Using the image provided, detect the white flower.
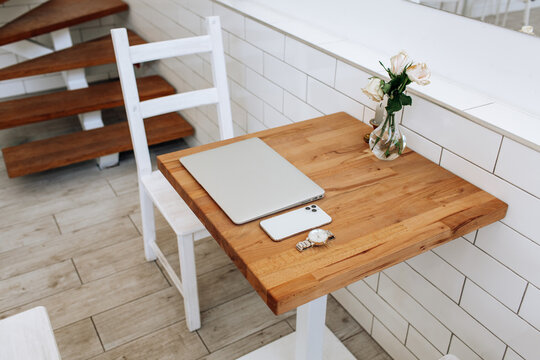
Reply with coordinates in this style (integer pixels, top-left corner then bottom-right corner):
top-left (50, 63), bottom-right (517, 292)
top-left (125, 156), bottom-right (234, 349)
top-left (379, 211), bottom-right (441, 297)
top-left (520, 25), bottom-right (535, 35)
top-left (390, 51), bottom-right (410, 75)
top-left (406, 63), bottom-right (431, 86)
top-left (362, 78), bottom-right (384, 102)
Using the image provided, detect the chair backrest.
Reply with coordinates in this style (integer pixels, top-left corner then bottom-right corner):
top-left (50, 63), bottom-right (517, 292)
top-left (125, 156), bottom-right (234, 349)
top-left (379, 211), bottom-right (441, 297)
top-left (111, 16), bottom-right (234, 179)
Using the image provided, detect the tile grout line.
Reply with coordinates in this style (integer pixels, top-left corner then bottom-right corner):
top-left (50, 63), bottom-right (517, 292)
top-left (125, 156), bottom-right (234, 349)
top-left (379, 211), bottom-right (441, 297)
top-left (70, 258), bottom-right (84, 285)
top-left (105, 178), bottom-right (120, 197)
top-left (516, 283), bottom-right (529, 315)
top-left (457, 277), bottom-right (467, 306)
top-left (195, 328), bottom-right (211, 356)
top-left (127, 215), bottom-right (142, 236)
top-left (385, 263), bottom-right (517, 352)
top-left (89, 316), bottom-right (106, 354)
top-left (442, 147), bottom-right (540, 201)
top-left (52, 214), bottom-right (63, 235)
top-left (492, 135), bottom-right (505, 174)
top-left (446, 333), bottom-right (453, 355)
top-left (373, 315), bottom-right (420, 360)
top-left (154, 258), bottom-right (173, 287)
top-left (426, 248), bottom-right (535, 324)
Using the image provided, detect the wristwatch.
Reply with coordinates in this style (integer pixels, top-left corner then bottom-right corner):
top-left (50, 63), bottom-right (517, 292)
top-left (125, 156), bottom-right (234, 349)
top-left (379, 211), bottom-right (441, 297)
top-left (296, 229), bottom-right (335, 252)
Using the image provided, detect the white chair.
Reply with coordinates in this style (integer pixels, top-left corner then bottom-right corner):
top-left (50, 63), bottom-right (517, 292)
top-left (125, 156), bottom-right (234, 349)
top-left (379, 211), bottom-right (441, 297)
top-left (0, 307), bottom-right (61, 360)
top-left (111, 16), bottom-right (234, 331)
top-left (501, 0), bottom-right (532, 26)
top-left (410, 0), bottom-right (464, 14)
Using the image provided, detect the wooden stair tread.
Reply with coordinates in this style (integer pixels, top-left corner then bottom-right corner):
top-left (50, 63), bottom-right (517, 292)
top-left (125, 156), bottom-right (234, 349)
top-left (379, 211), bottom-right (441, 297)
top-left (2, 113), bottom-right (194, 178)
top-left (0, 31), bottom-right (145, 81)
top-left (0, 76), bottom-right (175, 130)
top-left (0, 0), bottom-right (128, 46)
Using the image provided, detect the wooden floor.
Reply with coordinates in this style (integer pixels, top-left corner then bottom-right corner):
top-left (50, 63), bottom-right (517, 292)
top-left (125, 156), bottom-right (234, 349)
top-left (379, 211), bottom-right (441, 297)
top-left (0, 113), bottom-right (390, 360)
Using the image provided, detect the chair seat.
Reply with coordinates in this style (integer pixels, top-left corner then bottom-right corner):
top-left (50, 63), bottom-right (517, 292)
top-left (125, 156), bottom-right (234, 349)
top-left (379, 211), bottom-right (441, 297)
top-left (142, 170), bottom-right (205, 236)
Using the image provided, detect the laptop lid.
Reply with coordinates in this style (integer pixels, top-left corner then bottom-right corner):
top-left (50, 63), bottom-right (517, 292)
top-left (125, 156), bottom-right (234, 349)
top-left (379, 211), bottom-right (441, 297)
top-left (179, 137), bottom-right (325, 224)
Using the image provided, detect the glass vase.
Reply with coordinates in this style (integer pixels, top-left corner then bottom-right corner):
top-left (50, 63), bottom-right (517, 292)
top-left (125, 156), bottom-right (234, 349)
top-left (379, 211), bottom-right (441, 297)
top-left (369, 112), bottom-right (406, 161)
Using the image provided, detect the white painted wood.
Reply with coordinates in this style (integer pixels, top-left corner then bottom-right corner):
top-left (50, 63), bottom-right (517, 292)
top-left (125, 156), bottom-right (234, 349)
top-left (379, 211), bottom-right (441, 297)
top-left (140, 185), bottom-right (157, 261)
top-left (50, 28), bottom-right (118, 168)
top-left (178, 233), bottom-right (201, 331)
top-left (0, 40), bottom-right (53, 59)
top-left (111, 28), bottom-right (153, 179)
top-left (111, 16), bottom-right (234, 332)
top-left (129, 35), bottom-right (212, 63)
top-left (140, 88), bottom-right (219, 119)
top-left (237, 326), bottom-right (355, 360)
top-left (50, 28), bottom-right (73, 52)
top-left (141, 171), bottom-right (204, 236)
top-left (0, 306), bottom-right (61, 360)
top-left (295, 295), bottom-right (327, 360)
top-left (208, 16), bottom-right (234, 140)
top-left (149, 241), bottom-right (183, 295)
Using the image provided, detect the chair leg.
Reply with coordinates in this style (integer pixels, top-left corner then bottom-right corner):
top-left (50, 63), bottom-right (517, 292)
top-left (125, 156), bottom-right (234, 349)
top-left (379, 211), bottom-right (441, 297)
top-left (178, 233), bottom-right (201, 331)
top-left (140, 186), bottom-right (157, 261)
top-left (523, 0), bottom-right (531, 26)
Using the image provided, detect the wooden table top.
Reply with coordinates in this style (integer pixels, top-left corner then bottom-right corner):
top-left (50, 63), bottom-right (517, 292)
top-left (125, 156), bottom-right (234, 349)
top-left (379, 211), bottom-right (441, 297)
top-left (158, 112), bottom-right (507, 315)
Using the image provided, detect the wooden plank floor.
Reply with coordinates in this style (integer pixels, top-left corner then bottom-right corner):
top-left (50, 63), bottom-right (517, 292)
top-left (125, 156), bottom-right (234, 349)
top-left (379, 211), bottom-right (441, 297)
top-left (0, 114), bottom-right (390, 360)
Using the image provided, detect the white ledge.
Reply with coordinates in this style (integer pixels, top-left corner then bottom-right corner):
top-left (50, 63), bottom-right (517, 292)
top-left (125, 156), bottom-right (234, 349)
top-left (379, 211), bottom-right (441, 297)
top-left (216, 0), bottom-right (540, 152)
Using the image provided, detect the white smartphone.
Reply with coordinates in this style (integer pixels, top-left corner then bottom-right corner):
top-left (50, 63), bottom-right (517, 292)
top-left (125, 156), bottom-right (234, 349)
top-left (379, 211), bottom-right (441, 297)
top-left (260, 204), bottom-right (332, 241)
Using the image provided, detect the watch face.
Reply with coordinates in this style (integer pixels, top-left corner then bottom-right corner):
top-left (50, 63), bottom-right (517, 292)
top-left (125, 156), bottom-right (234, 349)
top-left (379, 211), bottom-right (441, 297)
top-left (308, 229), bottom-right (328, 244)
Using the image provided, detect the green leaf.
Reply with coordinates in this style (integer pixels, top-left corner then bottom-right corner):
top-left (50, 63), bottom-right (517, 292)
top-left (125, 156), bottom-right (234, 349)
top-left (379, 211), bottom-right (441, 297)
top-left (379, 61), bottom-right (391, 76)
top-left (382, 82), bottom-right (391, 94)
top-left (400, 93), bottom-right (412, 106)
top-left (386, 96), bottom-right (402, 114)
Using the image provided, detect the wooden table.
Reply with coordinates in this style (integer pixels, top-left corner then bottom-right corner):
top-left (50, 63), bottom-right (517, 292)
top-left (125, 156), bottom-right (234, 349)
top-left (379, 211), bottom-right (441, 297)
top-left (158, 112), bottom-right (507, 360)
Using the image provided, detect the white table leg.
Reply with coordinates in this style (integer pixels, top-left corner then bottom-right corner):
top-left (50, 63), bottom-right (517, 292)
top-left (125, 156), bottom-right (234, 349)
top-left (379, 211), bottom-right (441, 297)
top-left (236, 294), bottom-right (355, 360)
top-left (295, 295), bottom-right (327, 360)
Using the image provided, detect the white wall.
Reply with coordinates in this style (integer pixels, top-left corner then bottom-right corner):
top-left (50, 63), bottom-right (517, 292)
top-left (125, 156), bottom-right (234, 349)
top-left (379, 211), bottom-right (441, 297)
top-left (122, 1), bottom-right (540, 359)
top-left (248, 0), bottom-right (540, 118)
top-left (0, 0), bottom-right (122, 99)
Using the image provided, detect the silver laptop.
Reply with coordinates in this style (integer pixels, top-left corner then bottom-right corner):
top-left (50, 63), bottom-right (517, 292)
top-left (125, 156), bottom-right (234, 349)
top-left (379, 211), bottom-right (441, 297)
top-left (179, 137), bottom-right (324, 224)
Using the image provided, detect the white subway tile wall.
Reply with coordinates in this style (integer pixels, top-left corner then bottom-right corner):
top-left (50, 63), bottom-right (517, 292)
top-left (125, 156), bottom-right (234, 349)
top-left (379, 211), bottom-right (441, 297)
top-left (364, 273), bottom-right (379, 291)
top-left (518, 285), bottom-right (540, 331)
top-left (505, 348), bottom-right (526, 360)
top-left (406, 326), bottom-right (443, 360)
top-left (332, 288), bottom-right (374, 331)
top-left (335, 60), bottom-right (377, 108)
top-left (406, 250), bottom-right (464, 303)
top-left (433, 238), bottom-right (527, 311)
top-left (403, 95), bottom-right (503, 172)
top-left (372, 319), bottom-right (417, 360)
top-left (284, 37), bottom-right (336, 87)
top-left (378, 273), bottom-right (451, 352)
top-left (348, 279), bottom-right (409, 342)
top-left (283, 91), bottom-right (323, 122)
top-left (245, 18), bottom-right (285, 60)
top-left (460, 281), bottom-right (540, 360)
top-left (123, 1), bottom-right (540, 359)
top-left (495, 137), bottom-right (540, 198)
top-left (448, 336), bottom-right (483, 360)
top-left (263, 54), bottom-right (307, 100)
top-left (0, 1), bottom-right (122, 99)
top-left (307, 77), bottom-right (364, 121)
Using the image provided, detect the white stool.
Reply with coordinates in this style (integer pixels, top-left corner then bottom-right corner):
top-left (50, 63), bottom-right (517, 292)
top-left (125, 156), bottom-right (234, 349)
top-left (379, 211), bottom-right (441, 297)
top-left (0, 306), bottom-right (61, 360)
